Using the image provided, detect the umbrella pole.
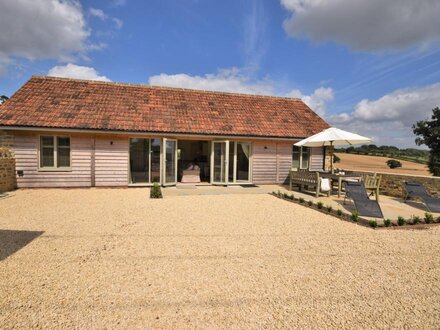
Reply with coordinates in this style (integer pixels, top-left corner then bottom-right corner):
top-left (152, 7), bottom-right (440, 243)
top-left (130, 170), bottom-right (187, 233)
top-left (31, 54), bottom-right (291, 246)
top-left (330, 141), bottom-right (334, 174)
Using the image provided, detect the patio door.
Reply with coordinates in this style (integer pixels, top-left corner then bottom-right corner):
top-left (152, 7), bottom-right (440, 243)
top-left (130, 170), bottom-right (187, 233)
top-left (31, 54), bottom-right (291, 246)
top-left (163, 138), bottom-right (177, 186)
top-left (211, 141), bottom-right (229, 185)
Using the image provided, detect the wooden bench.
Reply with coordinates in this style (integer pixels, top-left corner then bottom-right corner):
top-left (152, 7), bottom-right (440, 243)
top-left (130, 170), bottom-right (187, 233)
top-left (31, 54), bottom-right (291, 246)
top-left (289, 170), bottom-right (330, 197)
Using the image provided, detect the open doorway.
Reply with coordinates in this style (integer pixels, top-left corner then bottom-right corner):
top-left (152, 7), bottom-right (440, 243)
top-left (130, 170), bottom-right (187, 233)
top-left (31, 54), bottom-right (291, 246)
top-left (177, 140), bottom-right (210, 184)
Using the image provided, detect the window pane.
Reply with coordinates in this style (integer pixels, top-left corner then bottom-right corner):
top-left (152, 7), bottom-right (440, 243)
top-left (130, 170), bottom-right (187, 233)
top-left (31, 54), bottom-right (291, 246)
top-left (301, 147), bottom-right (309, 169)
top-left (292, 146), bottom-right (300, 168)
top-left (57, 137), bottom-right (71, 167)
top-left (57, 137), bottom-right (70, 147)
top-left (150, 139), bottom-right (161, 183)
top-left (41, 136), bottom-right (54, 147)
top-left (57, 147), bottom-right (70, 167)
top-left (41, 147), bottom-right (54, 167)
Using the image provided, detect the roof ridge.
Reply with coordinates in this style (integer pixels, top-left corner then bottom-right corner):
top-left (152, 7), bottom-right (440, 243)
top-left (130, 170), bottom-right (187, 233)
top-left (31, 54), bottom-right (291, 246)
top-left (31, 75), bottom-right (302, 101)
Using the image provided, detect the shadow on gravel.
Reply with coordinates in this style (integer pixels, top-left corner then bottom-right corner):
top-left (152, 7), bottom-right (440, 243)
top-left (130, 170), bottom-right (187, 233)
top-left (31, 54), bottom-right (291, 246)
top-left (0, 230), bottom-right (44, 261)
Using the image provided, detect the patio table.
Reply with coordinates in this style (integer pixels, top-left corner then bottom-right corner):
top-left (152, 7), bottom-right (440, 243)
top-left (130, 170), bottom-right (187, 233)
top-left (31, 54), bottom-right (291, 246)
top-left (321, 173), bottom-right (362, 197)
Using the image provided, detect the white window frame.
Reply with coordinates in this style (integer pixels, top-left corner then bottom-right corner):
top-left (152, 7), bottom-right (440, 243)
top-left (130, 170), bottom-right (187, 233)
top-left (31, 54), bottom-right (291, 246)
top-left (292, 146), bottom-right (310, 170)
top-left (38, 135), bottom-right (72, 171)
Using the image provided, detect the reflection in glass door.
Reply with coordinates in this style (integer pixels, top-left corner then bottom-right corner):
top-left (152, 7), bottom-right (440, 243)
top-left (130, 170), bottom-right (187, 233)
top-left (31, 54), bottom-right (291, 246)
top-left (163, 139), bottom-right (177, 185)
top-left (211, 141), bottom-right (228, 184)
top-left (228, 142), bottom-right (251, 183)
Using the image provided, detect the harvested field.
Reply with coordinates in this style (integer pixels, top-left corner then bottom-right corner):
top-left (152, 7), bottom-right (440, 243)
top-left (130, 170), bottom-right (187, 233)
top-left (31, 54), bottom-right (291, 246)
top-left (0, 188), bottom-right (439, 328)
top-left (335, 152), bottom-right (431, 176)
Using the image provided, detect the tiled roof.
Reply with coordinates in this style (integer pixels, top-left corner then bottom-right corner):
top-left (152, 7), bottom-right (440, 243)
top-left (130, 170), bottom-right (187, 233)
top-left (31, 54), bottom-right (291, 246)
top-left (0, 76), bottom-right (330, 138)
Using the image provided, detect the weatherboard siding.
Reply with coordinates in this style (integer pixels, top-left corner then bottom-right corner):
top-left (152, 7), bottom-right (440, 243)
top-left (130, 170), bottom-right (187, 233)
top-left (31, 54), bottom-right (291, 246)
top-left (13, 133), bottom-right (92, 188)
top-left (94, 136), bottom-right (129, 187)
top-left (310, 147), bottom-right (324, 171)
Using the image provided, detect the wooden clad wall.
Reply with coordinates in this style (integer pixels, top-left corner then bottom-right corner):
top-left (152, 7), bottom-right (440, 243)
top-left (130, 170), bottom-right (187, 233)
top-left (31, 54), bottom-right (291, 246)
top-left (252, 142), bottom-right (277, 183)
top-left (94, 136), bottom-right (129, 187)
top-left (277, 143), bottom-right (293, 184)
top-left (310, 147), bottom-right (324, 171)
top-left (13, 133), bottom-right (92, 188)
top-left (252, 141), bottom-right (293, 184)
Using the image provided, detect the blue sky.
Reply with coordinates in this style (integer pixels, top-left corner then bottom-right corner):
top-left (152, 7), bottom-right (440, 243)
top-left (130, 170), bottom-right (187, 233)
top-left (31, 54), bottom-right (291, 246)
top-left (1, 0), bottom-right (440, 147)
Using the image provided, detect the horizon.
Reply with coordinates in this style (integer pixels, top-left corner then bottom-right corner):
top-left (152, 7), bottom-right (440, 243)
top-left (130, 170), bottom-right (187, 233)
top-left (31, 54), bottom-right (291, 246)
top-left (1, 0), bottom-right (439, 148)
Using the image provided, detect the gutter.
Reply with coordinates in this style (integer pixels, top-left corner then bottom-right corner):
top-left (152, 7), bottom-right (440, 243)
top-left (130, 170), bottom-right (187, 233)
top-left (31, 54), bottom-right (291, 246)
top-left (0, 125), bottom-right (306, 142)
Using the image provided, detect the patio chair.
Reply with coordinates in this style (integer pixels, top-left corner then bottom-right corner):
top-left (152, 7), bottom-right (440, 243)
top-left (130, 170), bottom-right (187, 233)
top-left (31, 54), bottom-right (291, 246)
top-left (363, 173), bottom-right (381, 202)
top-left (344, 181), bottom-right (383, 218)
top-left (402, 181), bottom-right (440, 213)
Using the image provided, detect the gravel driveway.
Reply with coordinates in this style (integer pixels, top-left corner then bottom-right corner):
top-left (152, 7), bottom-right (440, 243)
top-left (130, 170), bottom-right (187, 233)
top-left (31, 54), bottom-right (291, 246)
top-left (0, 188), bottom-right (439, 328)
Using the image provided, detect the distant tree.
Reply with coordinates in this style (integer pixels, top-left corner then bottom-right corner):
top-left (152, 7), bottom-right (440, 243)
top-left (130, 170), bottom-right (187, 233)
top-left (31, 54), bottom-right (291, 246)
top-left (386, 159), bottom-right (402, 169)
top-left (333, 154), bottom-right (341, 163)
top-left (0, 95), bottom-right (8, 105)
top-left (413, 107), bottom-right (440, 176)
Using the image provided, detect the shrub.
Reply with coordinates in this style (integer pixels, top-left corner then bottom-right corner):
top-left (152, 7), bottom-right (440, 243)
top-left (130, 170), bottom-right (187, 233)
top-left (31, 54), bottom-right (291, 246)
top-left (384, 219), bottom-right (392, 227)
top-left (437, 216), bottom-right (440, 223)
top-left (424, 212), bottom-right (434, 224)
top-left (307, 200), bottom-right (313, 206)
top-left (326, 205), bottom-right (333, 213)
top-left (369, 220), bottom-right (378, 228)
top-left (283, 192), bottom-right (289, 199)
top-left (412, 216), bottom-right (421, 225)
top-left (150, 182), bottom-right (163, 199)
top-left (397, 216), bottom-right (405, 226)
top-left (316, 201), bottom-right (323, 209)
top-left (351, 211), bottom-right (359, 222)
top-left (289, 194), bottom-right (295, 200)
top-left (386, 159), bottom-right (402, 169)
top-left (336, 209), bottom-right (343, 216)
top-left (299, 197), bottom-right (305, 203)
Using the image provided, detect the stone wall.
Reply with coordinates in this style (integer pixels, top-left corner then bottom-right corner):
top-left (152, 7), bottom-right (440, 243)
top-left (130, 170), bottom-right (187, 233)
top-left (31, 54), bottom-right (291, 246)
top-left (344, 170), bottom-right (440, 198)
top-left (0, 148), bottom-right (16, 192)
top-left (0, 130), bottom-right (14, 150)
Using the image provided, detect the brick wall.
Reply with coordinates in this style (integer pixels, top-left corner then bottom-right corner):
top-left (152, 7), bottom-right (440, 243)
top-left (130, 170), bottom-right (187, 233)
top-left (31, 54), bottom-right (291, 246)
top-left (345, 170), bottom-right (440, 198)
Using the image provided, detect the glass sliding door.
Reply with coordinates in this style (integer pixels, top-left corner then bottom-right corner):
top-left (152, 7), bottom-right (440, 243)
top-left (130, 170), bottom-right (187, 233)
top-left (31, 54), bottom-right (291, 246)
top-left (163, 138), bottom-right (177, 186)
top-left (211, 141), bottom-right (228, 184)
top-left (150, 138), bottom-right (161, 183)
top-left (129, 138), bottom-right (150, 183)
top-left (236, 142), bottom-right (250, 182)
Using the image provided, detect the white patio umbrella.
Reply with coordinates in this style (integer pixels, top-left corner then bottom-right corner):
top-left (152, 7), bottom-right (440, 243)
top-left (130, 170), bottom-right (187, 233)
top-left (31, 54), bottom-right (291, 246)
top-left (295, 127), bottom-right (371, 172)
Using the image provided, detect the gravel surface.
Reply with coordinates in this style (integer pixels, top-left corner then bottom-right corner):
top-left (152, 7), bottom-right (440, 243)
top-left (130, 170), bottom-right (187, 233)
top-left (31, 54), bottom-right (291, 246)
top-left (0, 188), bottom-right (439, 329)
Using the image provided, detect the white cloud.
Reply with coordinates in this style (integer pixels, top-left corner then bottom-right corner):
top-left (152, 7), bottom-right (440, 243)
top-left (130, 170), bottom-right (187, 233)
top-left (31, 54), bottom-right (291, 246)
top-left (48, 63), bottom-right (111, 81)
top-left (328, 84), bottom-right (440, 147)
top-left (287, 86), bottom-right (334, 116)
top-left (112, 18), bottom-right (123, 29)
top-left (149, 67), bottom-right (333, 117)
top-left (281, 0), bottom-right (440, 51)
top-left (112, 0), bottom-right (126, 7)
top-left (0, 0), bottom-right (90, 61)
top-left (89, 8), bottom-right (107, 20)
top-left (242, 0), bottom-right (268, 68)
top-left (149, 68), bottom-right (275, 95)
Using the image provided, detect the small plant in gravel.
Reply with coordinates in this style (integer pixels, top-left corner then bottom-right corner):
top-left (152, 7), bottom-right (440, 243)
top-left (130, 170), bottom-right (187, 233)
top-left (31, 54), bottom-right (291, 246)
top-left (384, 219), bottom-right (392, 227)
top-left (289, 194), bottom-right (295, 200)
top-left (336, 209), bottom-right (343, 216)
top-left (351, 211), bottom-right (359, 222)
top-left (369, 220), bottom-right (378, 228)
top-left (299, 197), bottom-right (305, 203)
top-left (326, 205), bottom-right (333, 213)
top-left (397, 216), bottom-right (405, 226)
top-left (424, 212), bottom-right (434, 224)
top-left (412, 216), bottom-right (421, 225)
top-left (283, 192), bottom-right (289, 199)
top-left (150, 182), bottom-right (163, 199)
top-left (316, 201), bottom-right (323, 209)
top-left (436, 216), bottom-right (440, 223)
top-left (307, 200), bottom-right (313, 206)
top-left (276, 190), bottom-right (282, 197)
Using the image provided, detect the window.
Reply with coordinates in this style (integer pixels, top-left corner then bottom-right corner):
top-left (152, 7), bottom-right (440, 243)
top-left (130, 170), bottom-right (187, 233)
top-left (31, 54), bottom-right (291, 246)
top-left (292, 146), bottom-right (309, 169)
top-left (40, 136), bottom-right (71, 169)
